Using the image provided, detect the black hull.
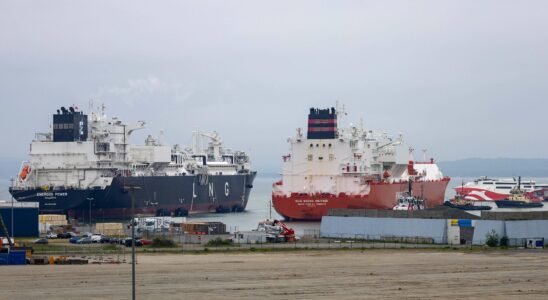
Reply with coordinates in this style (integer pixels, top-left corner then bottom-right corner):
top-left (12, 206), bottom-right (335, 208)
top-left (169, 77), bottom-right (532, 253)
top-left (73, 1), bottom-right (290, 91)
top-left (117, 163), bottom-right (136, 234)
top-left (443, 201), bottom-right (492, 211)
top-left (495, 200), bottom-right (544, 208)
top-left (10, 172), bottom-right (257, 220)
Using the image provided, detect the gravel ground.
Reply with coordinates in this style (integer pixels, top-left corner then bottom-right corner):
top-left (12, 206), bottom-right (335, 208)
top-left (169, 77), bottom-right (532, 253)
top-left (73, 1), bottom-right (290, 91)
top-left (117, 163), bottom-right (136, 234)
top-left (1, 249), bottom-right (548, 299)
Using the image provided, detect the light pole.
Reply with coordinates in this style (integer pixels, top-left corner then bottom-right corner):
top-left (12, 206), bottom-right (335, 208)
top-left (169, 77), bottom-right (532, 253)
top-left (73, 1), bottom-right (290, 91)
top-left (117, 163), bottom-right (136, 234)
top-left (10, 178), bottom-right (14, 239)
top-left (124, 185), bottom-right (142, 300)
top-left (86, 197), bottom-right (94, 233)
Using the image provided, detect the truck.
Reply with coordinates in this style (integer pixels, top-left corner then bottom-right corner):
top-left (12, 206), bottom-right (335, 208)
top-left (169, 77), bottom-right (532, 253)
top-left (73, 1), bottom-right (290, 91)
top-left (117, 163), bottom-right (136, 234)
top-left (256, 219), bottom-right (297, 243)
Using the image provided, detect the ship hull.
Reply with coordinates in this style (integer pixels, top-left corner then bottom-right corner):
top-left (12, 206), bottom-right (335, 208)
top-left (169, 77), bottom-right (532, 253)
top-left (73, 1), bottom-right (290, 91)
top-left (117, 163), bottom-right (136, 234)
top-left (272, 178), bottom-right (450, 220)
top-left (10, 172), bottom-right (256, 220)
top-left (494, 200), bottom-right (544, 209)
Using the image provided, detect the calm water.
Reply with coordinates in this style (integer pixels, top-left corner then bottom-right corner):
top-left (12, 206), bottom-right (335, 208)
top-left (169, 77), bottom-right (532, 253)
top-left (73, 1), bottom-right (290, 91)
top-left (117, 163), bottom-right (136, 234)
top-left (2, 176), bottom-right (547, 234)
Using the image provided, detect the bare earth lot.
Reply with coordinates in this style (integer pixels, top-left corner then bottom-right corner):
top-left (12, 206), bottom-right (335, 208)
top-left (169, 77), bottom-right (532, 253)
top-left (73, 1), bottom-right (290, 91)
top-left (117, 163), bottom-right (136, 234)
top-left (1, 250), bottom-right (548, 299)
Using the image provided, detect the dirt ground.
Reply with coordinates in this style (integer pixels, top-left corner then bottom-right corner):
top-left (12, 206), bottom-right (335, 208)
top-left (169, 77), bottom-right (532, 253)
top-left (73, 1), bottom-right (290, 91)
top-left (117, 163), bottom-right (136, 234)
top-left (1, 249), bottom-right (548, 299)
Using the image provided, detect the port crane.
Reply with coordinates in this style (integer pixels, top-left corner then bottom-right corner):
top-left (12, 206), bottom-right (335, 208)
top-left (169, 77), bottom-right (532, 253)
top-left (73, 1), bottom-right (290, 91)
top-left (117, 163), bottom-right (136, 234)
top-left (0, 213), bottom-right (14, 249)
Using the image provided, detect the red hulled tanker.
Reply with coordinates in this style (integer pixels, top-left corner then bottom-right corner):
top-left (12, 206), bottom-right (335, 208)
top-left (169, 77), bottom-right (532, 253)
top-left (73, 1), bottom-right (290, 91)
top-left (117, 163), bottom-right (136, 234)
top-left (272, 106), bottom-right (450, 220)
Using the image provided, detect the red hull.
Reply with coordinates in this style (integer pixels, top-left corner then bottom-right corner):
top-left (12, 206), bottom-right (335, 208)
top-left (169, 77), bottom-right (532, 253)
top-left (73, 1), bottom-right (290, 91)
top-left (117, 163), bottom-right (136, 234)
top-left (272, 178), bottom-right (450, 220)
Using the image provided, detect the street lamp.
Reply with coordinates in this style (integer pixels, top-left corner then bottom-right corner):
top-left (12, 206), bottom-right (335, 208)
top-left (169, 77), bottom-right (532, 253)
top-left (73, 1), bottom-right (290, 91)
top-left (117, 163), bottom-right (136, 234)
top-left (10, 178), bottom-right (15, 239)
top-left (86, 197), bottom-right (94, 233)
top-left (124, 184), bottom-right (142, 300)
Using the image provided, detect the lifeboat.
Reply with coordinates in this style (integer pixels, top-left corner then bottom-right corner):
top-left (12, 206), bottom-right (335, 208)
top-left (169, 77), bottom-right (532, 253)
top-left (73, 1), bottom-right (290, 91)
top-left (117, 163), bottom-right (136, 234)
top-left (19, 165), bottom-right (31, 181)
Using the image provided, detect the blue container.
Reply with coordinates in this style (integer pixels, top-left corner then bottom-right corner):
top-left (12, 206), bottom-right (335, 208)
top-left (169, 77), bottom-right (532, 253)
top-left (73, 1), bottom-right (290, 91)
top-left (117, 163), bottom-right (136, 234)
top-left (8, 250), bottom-right (26, 265)
top-left (457, 219), bottom-right (472, 228)
top-left (0, 253), bottom-right (8, 265)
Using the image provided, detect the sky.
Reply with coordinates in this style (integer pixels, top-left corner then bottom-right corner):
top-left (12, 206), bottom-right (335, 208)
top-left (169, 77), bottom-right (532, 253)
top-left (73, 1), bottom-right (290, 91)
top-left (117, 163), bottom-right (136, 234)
top-left (1, 0), bottom-right (547, 172)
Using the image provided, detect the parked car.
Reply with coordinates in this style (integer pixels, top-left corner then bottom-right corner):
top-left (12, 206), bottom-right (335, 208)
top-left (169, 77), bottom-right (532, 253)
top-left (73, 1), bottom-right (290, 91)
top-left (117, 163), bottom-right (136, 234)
top-left (33, 238), bottom-right (49, 245)
top-left (108, 237), bottom-right (120, 244)
top-left (77, 237), bottom-right (93, 244)
top-left (99, 236), bottom-right (113, 243)
top-left (57, 232), bottom-right (71, 239)
top-left (124, 238), bottom-right (142, 247)
top-left (90, 234), bottom-right (103, 243)
top-left (69, 236), bottom-right (82, 244)
top-left (139, 239), bottom-right (152, 246)
top-left (46, 232), bottom-right (58, 239)
top-left (58, 232), bottom-right (77, 239)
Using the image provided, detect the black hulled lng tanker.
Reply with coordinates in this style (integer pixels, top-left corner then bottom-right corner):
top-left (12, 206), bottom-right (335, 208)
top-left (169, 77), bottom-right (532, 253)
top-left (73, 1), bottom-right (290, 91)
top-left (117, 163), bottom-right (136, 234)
top-left (9, 105), bottom-right (256, 219)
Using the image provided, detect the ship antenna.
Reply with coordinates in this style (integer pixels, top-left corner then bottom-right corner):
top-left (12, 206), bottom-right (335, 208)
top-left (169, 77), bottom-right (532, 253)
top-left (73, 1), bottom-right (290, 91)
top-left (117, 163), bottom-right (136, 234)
top-left (408, 177), bottom-right (412, 194)
top-left (101, 103), bottom-right (106, 119)
top-left (422, 149), bottom-right (427, 162)
top-left (159, 129), bottom-right (164, 146)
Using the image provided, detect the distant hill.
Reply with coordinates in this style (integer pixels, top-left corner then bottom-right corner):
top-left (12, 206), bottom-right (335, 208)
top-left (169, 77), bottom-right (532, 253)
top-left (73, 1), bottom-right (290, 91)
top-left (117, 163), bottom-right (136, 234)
top-left (438, 158), bottom-right (548, 177)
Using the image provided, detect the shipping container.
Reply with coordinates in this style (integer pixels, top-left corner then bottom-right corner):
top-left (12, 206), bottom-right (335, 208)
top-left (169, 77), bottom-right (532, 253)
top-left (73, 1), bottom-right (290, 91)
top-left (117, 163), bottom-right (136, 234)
top-left (0, 202), bottom-right (39, 237)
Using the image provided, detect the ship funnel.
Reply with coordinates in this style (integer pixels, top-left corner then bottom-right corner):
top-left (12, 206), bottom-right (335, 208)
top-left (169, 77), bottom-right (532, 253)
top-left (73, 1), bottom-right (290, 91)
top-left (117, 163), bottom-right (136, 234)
top-left (307, 107), bottom-right (337, 139)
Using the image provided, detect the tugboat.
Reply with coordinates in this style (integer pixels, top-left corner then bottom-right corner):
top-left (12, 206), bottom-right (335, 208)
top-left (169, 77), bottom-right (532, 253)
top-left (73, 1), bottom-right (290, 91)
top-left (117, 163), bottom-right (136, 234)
top-left (393, 179), bottom-right (425, 211)
top-left (444, 194), bottom-right (492, 211)
top-left (494, 177), bottom-right (544, 209)
top-left (444, 181), bottom-right (492, 211)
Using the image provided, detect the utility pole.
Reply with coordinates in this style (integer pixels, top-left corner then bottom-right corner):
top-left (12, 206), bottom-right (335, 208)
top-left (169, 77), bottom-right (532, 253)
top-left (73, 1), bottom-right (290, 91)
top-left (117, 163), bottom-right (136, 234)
top-left (124, 184), bottom-right (142, 300)
top-left (86, 197), bottom-right (94, 233)
top-left (269, 199), bottom-right (272, 220)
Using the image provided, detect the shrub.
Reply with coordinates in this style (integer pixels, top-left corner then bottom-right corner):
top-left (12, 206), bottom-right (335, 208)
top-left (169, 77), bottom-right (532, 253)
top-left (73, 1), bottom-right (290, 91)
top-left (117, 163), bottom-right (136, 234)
top-left (205, 237), bottom-right (233, 247)
top-left (500, 236), bottom-right (509, 247)
top-left (151, 236), bottom-right (176, 248)
top-left (485, 230), bottom-right (499, 247)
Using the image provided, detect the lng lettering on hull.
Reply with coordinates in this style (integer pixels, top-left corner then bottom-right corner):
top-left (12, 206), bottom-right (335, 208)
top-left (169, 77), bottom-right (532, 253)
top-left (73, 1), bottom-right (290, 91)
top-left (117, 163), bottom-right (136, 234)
top-left (9, 105), bottom-right (256, 219)
top-left (272, 105), bottom-right (450, 220)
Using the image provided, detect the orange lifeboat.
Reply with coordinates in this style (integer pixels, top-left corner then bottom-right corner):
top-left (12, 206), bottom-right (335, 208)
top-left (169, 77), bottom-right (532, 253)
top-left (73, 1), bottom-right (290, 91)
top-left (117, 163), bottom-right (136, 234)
top-left (19, 165), bottom-right (31, 181)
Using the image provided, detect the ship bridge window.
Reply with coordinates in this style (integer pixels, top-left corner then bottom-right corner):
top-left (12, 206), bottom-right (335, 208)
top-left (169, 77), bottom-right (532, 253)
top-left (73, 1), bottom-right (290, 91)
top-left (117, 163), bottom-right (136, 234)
top-left (483, 182), bottom-right (493, 185)
top-left (498, 186), bottom-right (512, 189)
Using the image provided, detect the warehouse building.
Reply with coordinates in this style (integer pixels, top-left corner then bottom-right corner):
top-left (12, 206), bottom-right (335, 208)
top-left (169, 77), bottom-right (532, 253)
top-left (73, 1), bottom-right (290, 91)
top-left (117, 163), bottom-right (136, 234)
top-left (320, 208), bottom-right (548, 247)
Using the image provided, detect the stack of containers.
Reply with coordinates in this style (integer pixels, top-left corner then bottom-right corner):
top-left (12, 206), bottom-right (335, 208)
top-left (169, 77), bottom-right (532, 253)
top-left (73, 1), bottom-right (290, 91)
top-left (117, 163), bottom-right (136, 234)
top-left (39, 214), bottom-right (68, 234)
top-left (182, 222), bottom-right (226, 235)
top-left (95, 223), bottom-right (124, 236)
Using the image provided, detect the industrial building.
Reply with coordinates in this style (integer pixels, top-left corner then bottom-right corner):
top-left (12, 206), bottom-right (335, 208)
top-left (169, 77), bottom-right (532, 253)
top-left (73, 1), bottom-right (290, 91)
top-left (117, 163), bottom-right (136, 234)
top-left (320, 208), bottom-right (548, 247)
top-left (0, 201), bottom-right (39, 237)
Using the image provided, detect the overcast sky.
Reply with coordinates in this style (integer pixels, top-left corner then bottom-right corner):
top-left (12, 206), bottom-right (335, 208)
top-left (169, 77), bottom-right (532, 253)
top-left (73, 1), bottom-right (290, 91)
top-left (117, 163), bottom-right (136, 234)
top-left (1, 1), bottom-right (547, 172)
